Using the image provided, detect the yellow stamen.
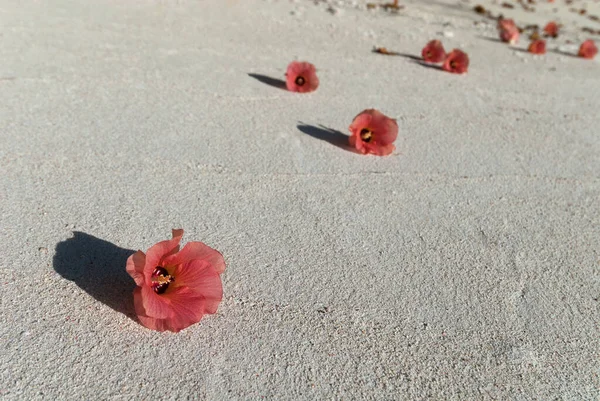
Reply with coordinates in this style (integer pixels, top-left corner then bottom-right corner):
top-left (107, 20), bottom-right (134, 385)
top-left (360, 128), bottom-right (373, 143)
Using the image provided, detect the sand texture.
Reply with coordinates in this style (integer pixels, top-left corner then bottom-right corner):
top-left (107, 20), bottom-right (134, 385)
top-left (1, 0), bottom-right (599, 399)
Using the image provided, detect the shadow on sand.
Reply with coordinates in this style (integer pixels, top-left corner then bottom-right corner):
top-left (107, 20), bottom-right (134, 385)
top-left (477, 35), bottom-right (505, 44)
top-left (372, 48), bottom-right (422, 61)
top-left (53, 232), bottom-right (137, 320)
top-left (411, 60), bottom-right (443, 70)
top-left (248, 73), bottom-right (286, 89)
top-left (550, 49), bottom-right (578, 58)
top-left (372, 49), bottom-right (444, 70)
top-left (297, 124), bottom-right (353, 151)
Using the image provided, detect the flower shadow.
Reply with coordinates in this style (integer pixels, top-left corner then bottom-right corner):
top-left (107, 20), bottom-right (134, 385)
top-left (297, 123), bottom-right (352, 151)
top-left (411, 60), bottom-right (443, 70)
top-left (53, 232), bottom-right (137, 320)
top-left (248, 73), bottom-right (286, 90)
top-left (550, 49), bottom-right (578, 58)
top-left (372, 48), bottom-right (423, 61)
top-left (393, 52), bottom-right (423, 61)
top-left (477, 35), bottom-right (505, 44)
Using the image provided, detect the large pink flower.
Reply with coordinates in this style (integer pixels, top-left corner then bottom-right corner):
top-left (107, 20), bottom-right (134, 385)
top-left (126, 229), bottom-right (225, 332)
top-left (285, 61), bottom-right (319, 93)
top-left (349, 109), bottom-right (398, 156)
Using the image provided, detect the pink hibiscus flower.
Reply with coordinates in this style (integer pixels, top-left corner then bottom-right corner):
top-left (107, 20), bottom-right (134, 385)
top-left (528, 39), bottom-right (546, 54)
top-left (126, 229), bottom-right (225, 332)
top-left (349, 109), bottom-right (398, 156)
top-left (578, 39), bottom-right (598, 59)
top-left (421, 40), bottom-right (446, 63)
top-left (442, 49), bottom-right (469, 74)
top-left (285, 61), bottom-right (319, 93)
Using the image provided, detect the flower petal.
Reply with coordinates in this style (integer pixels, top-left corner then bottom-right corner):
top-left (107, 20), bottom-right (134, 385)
top-left (163, 241), bottom-right (226, 274)
top-left (166, 291), bottom-right (207, 331)
top-left (133, 287), bottom-right (171, 332)
top-left (173, 260), bottom-right (223, 313)
top-left (369, 111), bottom-right (398, 145)
top-left (373, 143), bottom-right (395, 156)
top-left (126, 250), bottom-right (146, 286)
top-left (144, 229), bottom-right (184, 280)
top-left (140, 285), bottom-right (172, 319)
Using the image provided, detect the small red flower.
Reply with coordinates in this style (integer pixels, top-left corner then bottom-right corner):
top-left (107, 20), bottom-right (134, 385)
top-left (528, 39), bottom-right (546, 54)
top-left (543, 21), bottom-right (559, 37)
top-left (126, 229), bottom-right (225, 332)
top-left (349, 109), bottom-right (398, 156)
top-left (285, 61), bottom-right (319, 93)
top-left (498, 19), bottom-right (519, 44)
top-left (442, 49), bottom-right (469, 74)
top-left (578, 39), bottom-right (598, 59)
top-left (421, 40), bottom-right (446, 63)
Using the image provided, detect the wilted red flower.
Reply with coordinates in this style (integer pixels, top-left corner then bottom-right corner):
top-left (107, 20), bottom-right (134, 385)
top-left (349, 109), bottom-right (398, 156)
top-left (421, 40), bottom-right (446, 63)
top-left (498, 19), bottom-right (520, 44)
top-left (528, 39), bottom-right (546, 54)
top-left (442, 49), bottom-right (469, 74)
top-left (578, 39), bottom-right (598, 59)
top-left (126, 229), bottom-right (225, 332)
top-left (285, 61), bottom-right (319, 93)
top-left (543, 21), bottom-right (559, 37)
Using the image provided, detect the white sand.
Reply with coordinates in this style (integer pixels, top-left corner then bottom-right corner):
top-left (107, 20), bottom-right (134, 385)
top-left (1, 0), bottom-right (599, 399)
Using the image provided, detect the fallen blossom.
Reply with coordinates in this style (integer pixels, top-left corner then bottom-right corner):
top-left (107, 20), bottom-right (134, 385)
top-left (528, 39), bottom-right (546, 54)
top-left (543, 21), bottom-right (559, 37)
top-left (578, 39), bottom-right (598, 59)
top-left (285, 61), bottom-right (319, 93)
top-left (349, 109), bottom-right (398, 156)
top-left (442, 49), bottom-right (469, 74)
top-left (126, 229), bottom-right (225, 332)
top-left (421, 40), bottom-right (446, 63)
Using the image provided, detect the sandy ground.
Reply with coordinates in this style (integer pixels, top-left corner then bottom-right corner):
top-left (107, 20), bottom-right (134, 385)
top-left (1, 0), bottom-right (599, 399)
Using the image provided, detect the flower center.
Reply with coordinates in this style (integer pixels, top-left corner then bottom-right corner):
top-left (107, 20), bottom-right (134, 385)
top-left (151, 266), bottom-right (175, 294)
top-left (295, 76), bottom-right (305, 86)
top-left (450, 61), bottom-right (457, 69)
top-left (360, 128), bottom-right (373, 143)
